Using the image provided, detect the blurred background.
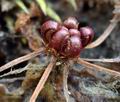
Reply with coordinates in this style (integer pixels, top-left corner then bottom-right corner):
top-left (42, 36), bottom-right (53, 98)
top-left (0, 0), bottom-right (120, 102)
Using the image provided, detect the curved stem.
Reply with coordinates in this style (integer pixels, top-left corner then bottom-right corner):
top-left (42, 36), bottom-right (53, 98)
top-left (81, 57), bottom-right (120, 63)
top-left (63, 63), bottom-right (69, 102)
top-left (85, 15), bottom-right (118, 49)
top-left (29, 56), bottom-right (56, 102)
top-left (0, 48), bottom-right (44, 72)
top-left (77, 58), bottom-right (120, 77)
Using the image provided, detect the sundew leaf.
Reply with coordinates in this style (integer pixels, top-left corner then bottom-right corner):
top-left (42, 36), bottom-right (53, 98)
top-left (36, 0), bottom-right (61, 22)
top-left (46, 6), bottom-right (61, 22)
top-left (15, 0), bottom-right (29, 14)
top-left (36, 0), bottom-right (47, 15)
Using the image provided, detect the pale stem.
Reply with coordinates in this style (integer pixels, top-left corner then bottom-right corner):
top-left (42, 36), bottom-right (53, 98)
top-left (81, 58), bottom-right (120, 63)
top-left (63, 64), bottom-right (69, 102)
top-left (29, 56), bottom-right (56, 102)
top-left (0, 48), bottom-right (44, 72)
top-left (77, 58), bottom-right (120, 76)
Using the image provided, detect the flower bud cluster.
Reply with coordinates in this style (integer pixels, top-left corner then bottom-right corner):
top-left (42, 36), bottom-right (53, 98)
top-left (40, 17), bottom-right (94, 58)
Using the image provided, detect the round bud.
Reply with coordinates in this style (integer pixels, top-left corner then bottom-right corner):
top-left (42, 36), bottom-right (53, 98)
top-left (69, 29), bottom-right (81, 37)
top-left (49, 28), bottom-right (69, 51)
top-left (61, 36), bottom-right (82, 58)
top-left (63, 17), bottom-right (78, 29)
top-left (79, 26), bottom-right (94, 47)
top-left (41, 20), bottom-right (59, 42)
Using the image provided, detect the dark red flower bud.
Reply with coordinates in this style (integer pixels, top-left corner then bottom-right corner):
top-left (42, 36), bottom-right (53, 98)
top-left (41, 20), bottom-right (59, 42)
top-left (39, 17), bottom-right (94, 58)
top-left (79, 26), bottom-right (94, 47)
top-left (49, 28), bottom-right (69, 51)
top-left (61, 36), bottom-right (82, 58)
top-left (63, 17), bottom-right (78, 29)
top-left (69, 29), bottom-right (81, 37)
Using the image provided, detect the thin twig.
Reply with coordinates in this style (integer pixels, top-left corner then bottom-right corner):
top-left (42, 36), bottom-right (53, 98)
top-left (81, 57), bottom-right (120, 63)
top-left (63, 63), bottom-right (70, 102)
top-left (77, 58), bottom-right (120, 77)
top-left (85, 15), bottom-right (118, 49)
top-left (0, 48), bottom-right (44, 72)
top-left (29, 56), bottom-right (56, 102)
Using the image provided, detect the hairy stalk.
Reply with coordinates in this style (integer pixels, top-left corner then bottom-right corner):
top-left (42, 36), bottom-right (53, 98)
top-left (0, 48), bottom-right (44, 72)
top-left (85, 15), bottom-right (119, 49)
top-left (63, 63), bottom-right (70, 102)
top-left (29, 56), bottom-right (56, 102)
top-left (77, 58), bottom-right (120, 76)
